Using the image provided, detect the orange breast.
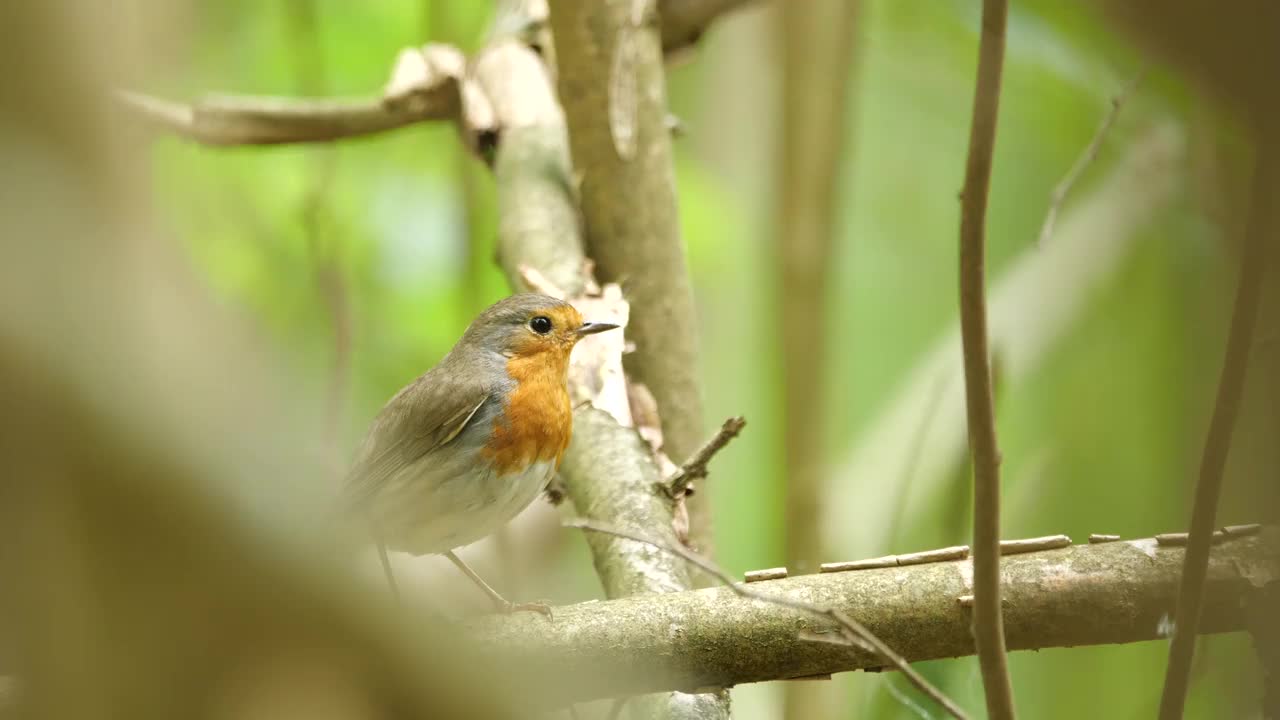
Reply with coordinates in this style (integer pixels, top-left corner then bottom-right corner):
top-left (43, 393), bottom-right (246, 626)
top-left (480, 351), bottom-right (574, 476)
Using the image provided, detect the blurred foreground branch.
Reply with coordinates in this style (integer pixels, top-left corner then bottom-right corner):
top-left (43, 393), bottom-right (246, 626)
top-left (467, 529), bottom-right (1279, 706)
top-left (1158, 129), bottom-right (1275, 719)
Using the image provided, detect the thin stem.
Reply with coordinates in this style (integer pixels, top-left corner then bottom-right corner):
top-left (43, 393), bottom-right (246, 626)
top-left (1158, 132), bottom-right (1273, 719)
top-left (665, 416), bottom-right (747, 497)
top-left (1037, 67), bottom-right (1146, 246)
top-left (957, 0), bottom-right (1015, 717)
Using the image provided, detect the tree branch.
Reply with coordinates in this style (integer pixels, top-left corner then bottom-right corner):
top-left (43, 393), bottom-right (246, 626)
top-left (116, 88), bottom-right (459, 146)
top-left (466, 529), bottom-right (1280, 707)
top-left (957, 0), bottom-right (1014, 716)
top-left (549, 0), bottom-right (712, 557)
top-left (564, 519), bottom-right (968, 719)
top-left (472, 5), bottom-right (726, 717)
top-left (120, 2), bottom-right (753, 148)
top-left (1158, 126), bottom-right (1275, 719)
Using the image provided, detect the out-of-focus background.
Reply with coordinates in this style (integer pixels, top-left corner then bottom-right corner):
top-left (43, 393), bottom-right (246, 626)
top-left (6, 0), bottom-right (1277, 718)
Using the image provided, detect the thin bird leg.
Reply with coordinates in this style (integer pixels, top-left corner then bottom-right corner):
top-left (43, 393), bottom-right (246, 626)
top-left (376, 540), bottom-right (401, 604)
top-left (444, 549), bottom-right (553, 618)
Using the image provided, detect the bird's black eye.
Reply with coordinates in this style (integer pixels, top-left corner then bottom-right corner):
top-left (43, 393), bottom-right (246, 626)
top-left (529, 315), bottom-right (553, 334)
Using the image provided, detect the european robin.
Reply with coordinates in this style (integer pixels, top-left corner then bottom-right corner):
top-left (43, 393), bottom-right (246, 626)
top-left (342, 293), bottom-right (618, 613)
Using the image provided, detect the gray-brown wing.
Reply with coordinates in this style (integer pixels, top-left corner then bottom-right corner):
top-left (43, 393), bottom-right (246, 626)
top-left (341, 367), bottom-right (491, 514)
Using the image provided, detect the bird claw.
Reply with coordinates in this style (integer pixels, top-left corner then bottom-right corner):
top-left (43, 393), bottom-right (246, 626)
top-left (499, 599), bottom-right (554, 619)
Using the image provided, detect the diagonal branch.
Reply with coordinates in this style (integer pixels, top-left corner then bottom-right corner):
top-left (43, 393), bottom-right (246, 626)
top-left (957, 0), bottom-right (1014, 717)
top-left (1037, 67), bottom-right (1146, 246)
top-left (1157, 125), bottom-right (1275, 719)
top-left (119, 2), bottom-right (755, 148)
top-left (665, 416), bottom-right (746, 498)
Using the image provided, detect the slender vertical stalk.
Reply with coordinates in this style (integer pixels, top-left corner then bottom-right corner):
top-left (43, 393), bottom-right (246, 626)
top-left (548, 0), bottom-right (711, 552)
top-left (775, 1), bottom-right (861, 717)
top-left (1158, 131), bottom-right (1272, 720)
top-left (957, 0), bottom-right (1015, 717)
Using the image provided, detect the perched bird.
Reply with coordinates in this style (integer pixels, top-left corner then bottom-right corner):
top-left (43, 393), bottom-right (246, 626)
top-left (343, 293), bottom-right (618, 613)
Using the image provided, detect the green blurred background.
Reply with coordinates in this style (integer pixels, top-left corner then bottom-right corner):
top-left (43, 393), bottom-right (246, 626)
top-left (140, 1), bottom-right (1274, 717)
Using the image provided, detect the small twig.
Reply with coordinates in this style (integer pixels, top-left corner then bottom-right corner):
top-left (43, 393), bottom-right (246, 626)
top-left (1156, 531), bottom-right (1228, 547)
top-left (1037, 67), bottom-right (1146, 246)
top-left (565, 519), bottom-right (970, 720)
top-left (1088, 534), bottom-right (1121, 544)
top-left (664, 416), bottom-right (746, 498)
top-left (957, 0), bottom-right (1015, 716)
top-left (116, 90), bottom-right (457, 146)
top-left (821, 545), bottom-right (971, 573)
top-left (1224, 523), bottom-right (1263, 537)
top-left (999, 535), bottom-right (1071, 555)
top-left (1158, 132), bottom-right (1273, 719)
top-left (744, 567), bottom-right (789, 582)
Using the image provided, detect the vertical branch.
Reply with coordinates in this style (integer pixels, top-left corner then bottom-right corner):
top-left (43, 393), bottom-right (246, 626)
top-left (775, 1), bottom-right (861, 718)
top-left (472, 6), bottom-right (728, 717)
top-left (548, 0), bottom-right (712, 551)
top-left (957, 0), bottom-right (1015, 718)
top-left (1158, 129), bottom-right (1273, 719)
top-left (775, 0), bottom-right (860, 578)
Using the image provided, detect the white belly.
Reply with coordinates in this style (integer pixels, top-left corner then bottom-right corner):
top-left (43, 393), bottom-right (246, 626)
top-left (389, 459), bottom-right (555, 556)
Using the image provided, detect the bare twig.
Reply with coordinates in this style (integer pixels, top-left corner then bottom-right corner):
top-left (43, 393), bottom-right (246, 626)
top-left (119, 2), bottom-right (752, 148)
top-left (1037, 68), bottom-right (1146, 246)
top-left (565, 519), bottom-right (971, 720)
top-left (957, 0), bottom-right (1015, 716)
top-left (820, 545), bottom-right (971, 573)
top-left (745, 567), bottom-right (789, 582)
top-left (665, 416), bottom-right (746, 497)
top-left (117, 89), bottom-right (459, 146)
top-left (999, 535), bottom-right (1071, 554)
top-left (1159, 137), bottom-right (1273, 719)
top-left (1088, 534), bottom-right (1122, 544)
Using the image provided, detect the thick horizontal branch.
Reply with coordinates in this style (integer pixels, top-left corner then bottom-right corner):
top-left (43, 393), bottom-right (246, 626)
top-left (467, 529), bottom-right (1280, 706)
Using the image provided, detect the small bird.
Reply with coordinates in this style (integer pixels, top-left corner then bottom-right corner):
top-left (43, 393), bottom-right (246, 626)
top-left (342, 293), bottom-right (618, 613)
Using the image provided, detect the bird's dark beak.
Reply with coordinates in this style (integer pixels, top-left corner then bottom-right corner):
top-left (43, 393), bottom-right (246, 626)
top-left (576, 321), bottom-right (620, 337)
